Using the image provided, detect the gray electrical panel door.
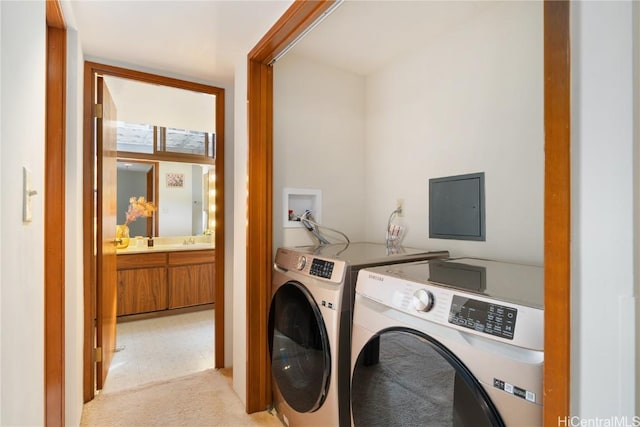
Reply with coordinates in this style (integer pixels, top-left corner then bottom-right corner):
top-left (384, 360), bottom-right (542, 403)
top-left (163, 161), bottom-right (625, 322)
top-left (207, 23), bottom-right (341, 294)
top-left (429, 172), bottom-right (485, 241)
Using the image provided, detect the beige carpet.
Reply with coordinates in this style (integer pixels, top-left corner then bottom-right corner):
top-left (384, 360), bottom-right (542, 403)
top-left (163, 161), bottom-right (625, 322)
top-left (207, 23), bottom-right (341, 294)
top-left (81, 368), bottom-right (282, 427)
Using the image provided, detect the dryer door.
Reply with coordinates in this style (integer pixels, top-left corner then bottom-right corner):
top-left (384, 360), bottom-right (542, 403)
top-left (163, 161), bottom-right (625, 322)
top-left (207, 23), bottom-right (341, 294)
top-left (268, 281), bottom-right (331, 413)
top-left (351, 328), bottom-right (504, 427)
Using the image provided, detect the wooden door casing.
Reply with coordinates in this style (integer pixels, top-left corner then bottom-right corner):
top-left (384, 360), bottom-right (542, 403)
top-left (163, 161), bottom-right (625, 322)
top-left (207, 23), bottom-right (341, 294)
top-left (45, 0), bottom-right (66, 423)
top-left (84, 61), bottom-right (226, 401)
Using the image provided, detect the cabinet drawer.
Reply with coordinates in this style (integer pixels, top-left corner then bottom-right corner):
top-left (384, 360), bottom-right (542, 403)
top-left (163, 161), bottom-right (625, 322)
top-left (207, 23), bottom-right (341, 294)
top-left (168, 250), bottom-right (215, 266)
top-left (118, 252), bottom-right (167, 269)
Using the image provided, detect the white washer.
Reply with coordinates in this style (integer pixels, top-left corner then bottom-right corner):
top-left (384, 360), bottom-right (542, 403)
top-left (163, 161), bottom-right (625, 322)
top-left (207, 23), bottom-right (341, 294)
top-left (269, 243), bottom-right (449, 427)
top-left (350, 258), bottom-right (544, 427)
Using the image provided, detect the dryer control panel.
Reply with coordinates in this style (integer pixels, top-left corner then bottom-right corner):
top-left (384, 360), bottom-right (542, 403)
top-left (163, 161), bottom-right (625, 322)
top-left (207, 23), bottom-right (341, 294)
top-left (449, 295), bottom-right (517, 340)
top-left (355, 268), bottom-right (544, 351)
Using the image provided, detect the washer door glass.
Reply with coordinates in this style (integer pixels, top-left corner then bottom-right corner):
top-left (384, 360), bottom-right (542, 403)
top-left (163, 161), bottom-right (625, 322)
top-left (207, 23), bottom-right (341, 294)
top-left (351, 329), bottom-right (504, 427)
top-left (268, 281), bottom-right (331, 413)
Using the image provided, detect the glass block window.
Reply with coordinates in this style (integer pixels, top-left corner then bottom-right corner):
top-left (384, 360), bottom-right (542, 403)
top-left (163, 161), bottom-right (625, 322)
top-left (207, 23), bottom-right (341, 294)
top-left (163, 128), bottom-right (206, 155)
top-left (116, 121), bottom-right (154, 154)
top-left (158, 127), bottom-right (215, 159)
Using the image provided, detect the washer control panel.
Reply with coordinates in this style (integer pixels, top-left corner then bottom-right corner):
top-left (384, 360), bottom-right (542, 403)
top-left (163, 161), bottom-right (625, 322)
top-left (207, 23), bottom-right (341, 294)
top-left (309, 258), bottom-right (335, 279)
top-left (274, 248), bottom-right (346, 284)
top-left (449, 295), bottom-right (517, 340)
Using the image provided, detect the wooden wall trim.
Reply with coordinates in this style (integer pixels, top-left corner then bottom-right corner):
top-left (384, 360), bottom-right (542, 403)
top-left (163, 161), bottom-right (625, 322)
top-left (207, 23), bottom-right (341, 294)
top-left (83, 61), bottom-right (223, 96)
top-left (214, 84), bottom-right (226, 369)
top-left (45, 8), bottom-right (66, 426)
top-left (245, 0), bottom-right (336, 413)
top-left (246, 58), bottom-right (274, 413)
top-left (46, 0), bottom-right (65, 29)
top-left (543, 0), bottom-right (571, 423)
top-left (249, 1), bottom-right (337, 64)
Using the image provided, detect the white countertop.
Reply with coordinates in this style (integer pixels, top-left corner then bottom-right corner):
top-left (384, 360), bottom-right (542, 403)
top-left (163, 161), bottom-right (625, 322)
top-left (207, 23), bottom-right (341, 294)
top-left (117, 235), bottom-right (214, 254)
top-left (117, 242), bottom-right (214, 254)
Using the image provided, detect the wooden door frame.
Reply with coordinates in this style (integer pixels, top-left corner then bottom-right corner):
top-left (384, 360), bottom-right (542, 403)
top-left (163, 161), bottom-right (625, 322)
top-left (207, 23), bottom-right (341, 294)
top-left (543, 2), bottom-right (571, 423)
top-left (45, 0), bottom-right (66, 425)
top-left (82, 62), bottom-right (226, 401)
top-left (245, 0), bottom-right (571, 418)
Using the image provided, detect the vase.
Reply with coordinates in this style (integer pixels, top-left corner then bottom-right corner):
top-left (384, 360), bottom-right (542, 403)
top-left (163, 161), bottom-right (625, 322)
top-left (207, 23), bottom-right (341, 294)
top-left (116, 224), bottom-right (130, 249)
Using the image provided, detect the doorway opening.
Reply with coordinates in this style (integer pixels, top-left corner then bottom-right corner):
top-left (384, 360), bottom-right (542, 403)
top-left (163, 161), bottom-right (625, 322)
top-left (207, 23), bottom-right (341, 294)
top-left (82, 61), bottom-right (225, 401)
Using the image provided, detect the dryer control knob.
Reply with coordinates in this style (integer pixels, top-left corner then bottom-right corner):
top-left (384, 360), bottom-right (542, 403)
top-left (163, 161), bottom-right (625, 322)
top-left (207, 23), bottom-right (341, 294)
top-left (296, 256), bottom-right (307, 271)
top-left (412, 289), bottom-right (434, 312)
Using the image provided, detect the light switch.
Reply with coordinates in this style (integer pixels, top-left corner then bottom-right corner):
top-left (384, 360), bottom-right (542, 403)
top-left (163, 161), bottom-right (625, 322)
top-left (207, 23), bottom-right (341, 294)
top-left (23, 167), bottom-right (37, 223)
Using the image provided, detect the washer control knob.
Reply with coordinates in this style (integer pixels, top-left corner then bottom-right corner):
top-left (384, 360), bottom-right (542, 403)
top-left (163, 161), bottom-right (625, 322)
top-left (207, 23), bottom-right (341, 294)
top-left (412, 289), bottom-right (434, 312)
top-left (296, 256), bottom-right (307, 271)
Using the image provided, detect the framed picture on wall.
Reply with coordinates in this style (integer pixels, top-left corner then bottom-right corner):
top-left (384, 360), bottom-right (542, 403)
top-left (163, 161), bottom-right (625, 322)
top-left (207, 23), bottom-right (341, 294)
top-left (166, 172), bottom-right (184, 188)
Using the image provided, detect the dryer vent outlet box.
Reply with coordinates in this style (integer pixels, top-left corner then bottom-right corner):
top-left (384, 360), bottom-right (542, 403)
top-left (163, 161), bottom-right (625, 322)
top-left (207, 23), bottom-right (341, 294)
top-left (429, 172), bottom-right (485, 241)
top-left (283, 188), bottom-right (322, 228)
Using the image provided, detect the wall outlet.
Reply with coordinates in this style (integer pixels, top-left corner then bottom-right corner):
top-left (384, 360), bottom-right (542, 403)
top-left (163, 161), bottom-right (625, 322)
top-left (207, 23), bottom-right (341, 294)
top-left (397, 198), bottom-right (404, 217)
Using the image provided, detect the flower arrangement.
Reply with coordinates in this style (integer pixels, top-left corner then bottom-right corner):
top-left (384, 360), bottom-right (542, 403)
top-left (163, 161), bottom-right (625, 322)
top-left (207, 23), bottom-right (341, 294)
top-left (124, 196), bottom-right (156, 226)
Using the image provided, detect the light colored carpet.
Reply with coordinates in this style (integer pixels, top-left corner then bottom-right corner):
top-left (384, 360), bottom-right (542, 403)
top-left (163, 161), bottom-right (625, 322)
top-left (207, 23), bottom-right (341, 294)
top-left (81, 368), bottom-right (282, 427)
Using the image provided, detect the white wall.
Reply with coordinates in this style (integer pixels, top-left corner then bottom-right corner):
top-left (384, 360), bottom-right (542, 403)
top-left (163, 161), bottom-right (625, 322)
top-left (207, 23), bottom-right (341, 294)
top-left (571, 0), bottom-right (637, 419)
top-left (103, 75), bottom-right (216, 133)
top-left (364, 2), bottom-right (543, 265)
top-left (272, 3), bottom-right (543, 264)
top-left (65, 27), bottom-right (85, 427)
top-left (222, 82), bottom-right (234, 370)
top-left (0, 1), bottom-right (46, 424)
top-left (635, 1), bottom-right (640, 417)
top-left (0, 0), bottom-right (3, 417)
top-left (273, 55), bottom-right (367, 248)
top-left (158, 161), bottom-right (195, 236)
top-left (232, 56), bottom-right (248, 404)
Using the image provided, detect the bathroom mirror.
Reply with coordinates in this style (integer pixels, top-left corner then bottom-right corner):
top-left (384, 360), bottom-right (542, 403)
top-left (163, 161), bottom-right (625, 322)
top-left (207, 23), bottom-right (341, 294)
top-left (117, 159), bottom-right (214, 238)
top-left (106, 75), bottom-right (218, 238)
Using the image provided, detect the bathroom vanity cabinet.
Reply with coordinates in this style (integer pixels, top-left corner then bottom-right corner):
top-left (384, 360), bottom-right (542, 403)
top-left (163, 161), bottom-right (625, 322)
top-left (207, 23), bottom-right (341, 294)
top-left (167, 250), bottom-right (216, 309)
top-left (117, 249), bottom-right (215, 317)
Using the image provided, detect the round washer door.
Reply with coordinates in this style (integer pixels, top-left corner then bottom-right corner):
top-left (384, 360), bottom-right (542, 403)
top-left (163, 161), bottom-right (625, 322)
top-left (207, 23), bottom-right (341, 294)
top-left (351, 328), bottom-right (504, 427)
top-left (268, 281), bottom-right (331, 413)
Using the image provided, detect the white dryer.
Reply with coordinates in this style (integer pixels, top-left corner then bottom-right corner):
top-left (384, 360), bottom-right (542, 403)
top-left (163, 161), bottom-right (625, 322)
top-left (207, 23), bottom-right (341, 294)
top-left (350, 258), bottom-right (544, 427)
top-left (269, 243), bottom-right (449, 427)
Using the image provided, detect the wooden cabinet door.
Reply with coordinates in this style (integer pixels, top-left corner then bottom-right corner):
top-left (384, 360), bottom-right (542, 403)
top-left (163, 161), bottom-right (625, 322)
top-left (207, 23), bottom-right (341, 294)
top-left (168, 263), bottom-right (215, 309)
top-left (117, 267), bottom-right (168, 315)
